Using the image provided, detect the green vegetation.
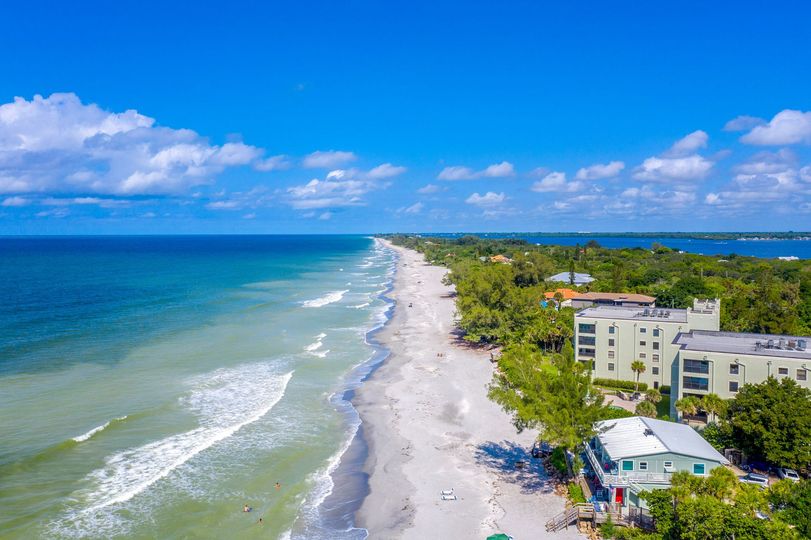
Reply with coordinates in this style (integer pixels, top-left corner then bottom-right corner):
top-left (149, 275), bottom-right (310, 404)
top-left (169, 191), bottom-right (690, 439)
top-left (488, 342), bottom-right (610, 466)
top-left (567, 481), bottom-right (586, 504)
top-left (549, 447), bottom-right (569, 476)
top-left (593, 378), bottom-right (649, 392)
top-left (725, 377), bottom-right (811, 469)
top-left (387, 234), bottom-right (811, 335)
top-left (616, 470), bottom-right (805, 540)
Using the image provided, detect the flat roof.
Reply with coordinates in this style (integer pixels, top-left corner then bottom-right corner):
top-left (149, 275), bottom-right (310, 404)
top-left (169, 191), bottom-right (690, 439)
top-left (574, 292), bottom-right (656, 303)
top-left (675, 330), bottom-right (811, 360)
top-left (547, 272), bottom-right (594, 283)
top-left (576, 305), bottom-right (688, 323)
top-left (596, 416), bottom-right (729, 464)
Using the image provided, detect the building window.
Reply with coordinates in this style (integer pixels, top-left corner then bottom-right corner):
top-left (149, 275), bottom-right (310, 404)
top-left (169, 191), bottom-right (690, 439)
top-left (609, 326), bottom-right (615, 334)
top-left (652, 367), bottom-right (659, 375)
top-left (578, 348), bottom-right (596, 358)
top-left (638, 462), bottom-right (648, 471)
top-left (652, 354), bottom-right (660, 362)
top-left (622, 460), bottom-right (634, 471)
top-left (799, 369), bottom-right (808, 382)
top-left (578, 323), bottom-right (596, 334)
top-left (684, 359), bottom-right (710, 374)
top-left (683, 376), bottom-right (709, 391)
top-left (640, 327), bottom-right (647, 334)
top-left (640, 340), bottom-right (646, 347)
top-left (608, 363), bottom-right (615, 371)
top-left (608, 338), bottom-right (615, 347)
top-left (608, 350), bottom-right (615, 359)
top-left (654, 381), bottom-right (659, 389)
top-left (653, 342), bottom-right (660, 350)
top-left (729, 381), bottom-right (739, 392)
top-left (639, 352), bottom-right (647, 359)
top-left (653, 329), bottom-right (660, 337)
top-left (663, 461), bottom-right (674, 470)
top-left (578, 335), bottom-right (596, 346)
top-left (693, 463), bottom-right (706, 475)
top-left (778, 367), bottom-right (789, 376)
top-left (729, 363), bottom-right (739, 375)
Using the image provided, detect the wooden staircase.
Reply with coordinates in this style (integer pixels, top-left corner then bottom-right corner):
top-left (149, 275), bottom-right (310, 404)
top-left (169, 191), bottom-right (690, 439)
top-left (545, 503), bottom-right (592, 532)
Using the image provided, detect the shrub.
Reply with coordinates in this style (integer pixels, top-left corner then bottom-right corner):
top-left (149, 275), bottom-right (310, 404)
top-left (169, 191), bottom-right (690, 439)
top-left (592, 378), bottom-right (648, 392)
top-left (660, 385), bottom-right (671, 395)
top-left (567, 482), bottom-right (586, 503)
top-left (599, 406), bottom-right (635, 420)
top-left (550, 447), bottom-right (568, 475)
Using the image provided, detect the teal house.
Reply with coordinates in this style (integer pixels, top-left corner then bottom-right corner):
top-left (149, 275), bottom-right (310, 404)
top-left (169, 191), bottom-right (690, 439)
top-left (584, 416), bottom-right (729, 509)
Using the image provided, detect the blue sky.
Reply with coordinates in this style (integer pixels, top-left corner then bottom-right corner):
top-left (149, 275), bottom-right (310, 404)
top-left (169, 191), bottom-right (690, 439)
top-left (1, 1), bottom-right (810, 234)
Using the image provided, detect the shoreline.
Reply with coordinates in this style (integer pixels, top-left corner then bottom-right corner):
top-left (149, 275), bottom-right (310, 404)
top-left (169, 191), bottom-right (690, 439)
top-left (351, 240), bottom-right (582, 539)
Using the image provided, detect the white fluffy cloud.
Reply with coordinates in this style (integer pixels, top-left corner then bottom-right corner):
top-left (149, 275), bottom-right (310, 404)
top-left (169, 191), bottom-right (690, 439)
top-left (286, 168), bottom-right (388, 210)
top-left (531, 171), bottom-right (584, 192)
top-left (1, 196), bottom-right (29, 207)
top-left (665, 130), bottom-right (708, 157)
top-left (740, 109), bottom-right (811, 145)
top-left (366, 163), bottom-right (407, 179)
top-left (723, 115), bottom-right (766, 132)
top-left (401, 202), bottom-right (424, 214)
top-left (0, 93), bottom-right (266, 196)
top-left (575, 161), bottom-right (625, 180)
top-left (633, 155), bottom-right (713, 182)
top-left (465, 191), bottom-right (506, 207)
top-left (417, 183), bottom-right (442, 194)
top-left (254, 155), bottom-right (291, 171)
top-left (302, 150), bottom-right (357, 168)
top-left (437, 161), bottom-right (514, 180)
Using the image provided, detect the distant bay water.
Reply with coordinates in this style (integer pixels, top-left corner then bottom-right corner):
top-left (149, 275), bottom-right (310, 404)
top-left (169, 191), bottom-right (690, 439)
top-left (427, 233), bottom-right (811, 260)
top-left (0, 235), bottom-right (395, 539)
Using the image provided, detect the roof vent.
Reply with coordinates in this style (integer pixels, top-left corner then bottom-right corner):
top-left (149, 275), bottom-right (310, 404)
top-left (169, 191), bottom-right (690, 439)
top-left (755, 341), bottom-right (762, 351)
top-left (778, 338), bottom-right (786, 350)
top-left (651, 309), bottom-right (657, 317)
top-left (798, 339), bottom-right (807, 351)
top-left (665, 311), bottom-right (671, 318)
top-left (767, 339), bottom-right (775, 349)
top-left (643, 428), bottom-right (654, 437)
top-left (643, 308), bottom-right (650, 316)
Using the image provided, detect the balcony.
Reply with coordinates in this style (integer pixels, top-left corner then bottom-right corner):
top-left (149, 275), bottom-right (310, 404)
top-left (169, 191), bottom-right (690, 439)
top-left (584, 444), bottom-right (672, 487)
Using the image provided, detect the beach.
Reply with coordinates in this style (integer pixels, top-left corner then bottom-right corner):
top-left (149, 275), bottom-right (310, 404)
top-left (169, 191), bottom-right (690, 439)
top-left (355, 240), bottom-right (581, 539)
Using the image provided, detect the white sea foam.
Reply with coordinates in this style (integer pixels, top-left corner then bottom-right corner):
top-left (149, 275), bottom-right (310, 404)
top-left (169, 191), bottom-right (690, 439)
top-left (71, 365), bottom-right (293, 515)
top-left (311, 349), bottom-right (330, 358)
top-left (302, 290), bottom-right (348, 308)
top-left (72, 416), bottom-right (128, 443)
top-left (305, 341), bottom-right (323, 352)
top-left (351, 302), bottom-right (370, 309)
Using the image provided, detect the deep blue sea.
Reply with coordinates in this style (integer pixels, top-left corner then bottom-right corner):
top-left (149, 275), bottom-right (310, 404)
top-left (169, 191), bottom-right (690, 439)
top-left (0, 235), bottom-right (395, 539)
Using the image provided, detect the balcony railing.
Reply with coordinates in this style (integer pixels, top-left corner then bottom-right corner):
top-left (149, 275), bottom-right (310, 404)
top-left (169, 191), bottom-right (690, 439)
top-left (584, 444), bottom-right (672, 487)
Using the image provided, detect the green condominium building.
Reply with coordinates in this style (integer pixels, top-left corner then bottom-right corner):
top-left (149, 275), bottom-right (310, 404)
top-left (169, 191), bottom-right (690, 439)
top-left (673, 330), bottom-right (810, 406)
top-left (574, 299), bottom-right (721, 391)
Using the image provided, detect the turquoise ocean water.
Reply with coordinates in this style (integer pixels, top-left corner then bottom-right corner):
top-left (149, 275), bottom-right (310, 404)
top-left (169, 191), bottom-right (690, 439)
top-left (0, 235), bottom-right (395, 539)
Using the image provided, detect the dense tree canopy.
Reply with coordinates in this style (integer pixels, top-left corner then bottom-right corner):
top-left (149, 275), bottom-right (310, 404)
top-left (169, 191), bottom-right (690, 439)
top-left (725, 377), bottom-right (811, 469)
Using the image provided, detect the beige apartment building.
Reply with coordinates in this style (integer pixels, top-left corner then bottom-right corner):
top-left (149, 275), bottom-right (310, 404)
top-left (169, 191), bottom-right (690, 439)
top-left (574, 299), bottom-right (721, 391)
top-left (673, 330), bottom-right (810, 405)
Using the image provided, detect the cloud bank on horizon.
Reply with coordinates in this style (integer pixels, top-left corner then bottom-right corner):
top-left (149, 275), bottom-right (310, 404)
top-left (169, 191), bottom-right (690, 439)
top-left (1, 93), bottom-right (810, 231)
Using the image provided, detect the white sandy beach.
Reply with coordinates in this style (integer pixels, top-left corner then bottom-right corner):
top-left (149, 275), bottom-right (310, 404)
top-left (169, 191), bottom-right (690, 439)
top-left (355, 241), bottom-right (582, 539)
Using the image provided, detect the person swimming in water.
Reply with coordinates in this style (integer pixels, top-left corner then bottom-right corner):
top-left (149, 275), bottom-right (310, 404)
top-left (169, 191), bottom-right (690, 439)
top-left (275, 482), bottom-right (281, 490)
top-left (243, 504), bottom-right (252, 513)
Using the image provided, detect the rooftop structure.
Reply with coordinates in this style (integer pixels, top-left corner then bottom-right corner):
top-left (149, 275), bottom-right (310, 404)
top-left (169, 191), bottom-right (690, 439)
top-left (577, 305), bottom-right (688, 323)
top-left (674, 330), bottom-right (810, 360)
top-left (572, 292), bottom-right (656, 309)
top-left (595, 416), bottom-right (729, 464)
top-left (489, 254), bottom-right (512, 264)
top-left (548, 271), bottom-right (594, 285)
top-left (544, 288), bottom-right (580, 300)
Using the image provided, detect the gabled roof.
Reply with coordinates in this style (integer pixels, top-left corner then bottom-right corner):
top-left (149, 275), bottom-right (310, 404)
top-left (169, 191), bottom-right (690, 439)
top-left (595, 416), bottom-right (729, 464)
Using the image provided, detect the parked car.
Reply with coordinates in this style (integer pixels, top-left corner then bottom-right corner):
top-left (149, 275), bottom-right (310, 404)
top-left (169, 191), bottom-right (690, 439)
top-left (777, 468), bottom-right (801, 482)
top-left (739, 473), bottom-right (770, 489)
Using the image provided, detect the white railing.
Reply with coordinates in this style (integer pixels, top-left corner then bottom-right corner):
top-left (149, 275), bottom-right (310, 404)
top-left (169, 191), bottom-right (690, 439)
top-left (584, 444), bottom-right (672, 486)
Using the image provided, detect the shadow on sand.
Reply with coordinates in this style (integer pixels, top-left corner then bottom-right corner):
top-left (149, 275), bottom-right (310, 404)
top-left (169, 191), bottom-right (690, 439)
top-left (474, 440), bottom-right (555, 494)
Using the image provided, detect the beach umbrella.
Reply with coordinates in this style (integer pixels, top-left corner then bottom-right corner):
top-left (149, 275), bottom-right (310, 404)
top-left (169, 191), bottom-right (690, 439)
top-left (486, 535), bottom-right (512, 540)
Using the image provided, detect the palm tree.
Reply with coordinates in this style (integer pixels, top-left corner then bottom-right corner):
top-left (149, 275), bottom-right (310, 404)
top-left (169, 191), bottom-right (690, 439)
top-left (645, 388), bottom-right (662, 404)
top-left (675, 396), bottom-right (700, 420)
top-left (631, 360), bottom-right (646, 392)
top-left (700, 393), bottom-right (727, 423)
top-left (635, 400), bottom-right (657, 418)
